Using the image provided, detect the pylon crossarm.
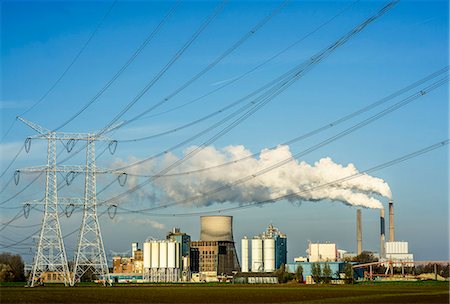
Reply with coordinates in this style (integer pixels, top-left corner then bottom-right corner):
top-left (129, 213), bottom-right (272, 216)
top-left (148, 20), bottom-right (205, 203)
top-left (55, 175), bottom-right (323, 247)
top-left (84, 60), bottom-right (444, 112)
top-left (18, 165), bottom-right (110, 174)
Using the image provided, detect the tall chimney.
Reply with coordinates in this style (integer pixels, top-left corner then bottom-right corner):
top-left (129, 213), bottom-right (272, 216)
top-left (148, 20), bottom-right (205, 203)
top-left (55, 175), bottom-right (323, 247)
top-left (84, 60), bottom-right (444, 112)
top-left (380, 208), bottom-right (385, 258)
top-left (389, 200), bottom-right (394, 242)
top-left (357, 209), bottom-right (362, 255)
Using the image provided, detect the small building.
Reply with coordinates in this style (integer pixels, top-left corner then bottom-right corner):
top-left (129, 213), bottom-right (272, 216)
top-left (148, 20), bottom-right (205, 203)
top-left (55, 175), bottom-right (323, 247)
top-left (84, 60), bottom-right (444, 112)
top-left (307, 242), bottom-right (337, 262)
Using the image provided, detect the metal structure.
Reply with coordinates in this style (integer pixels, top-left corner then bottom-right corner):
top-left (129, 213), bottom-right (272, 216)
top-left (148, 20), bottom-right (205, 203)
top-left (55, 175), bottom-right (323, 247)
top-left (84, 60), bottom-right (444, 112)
top-left (72, 134), bottom-right (111, 286)
top-left (143, 240), bottom-right (181, 282)
top-left (17, 117), bottom-right (117, 287)
top-left (18, 118), bottom-right (71, 286)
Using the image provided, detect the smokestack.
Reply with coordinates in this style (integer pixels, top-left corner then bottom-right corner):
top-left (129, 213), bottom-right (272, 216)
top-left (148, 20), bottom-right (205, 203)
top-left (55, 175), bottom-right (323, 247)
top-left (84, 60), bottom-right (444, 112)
top-left (357, 209), bottom-right (362, 255)
top-left (380, 208), bottom-right (385, 258)
top-left (389, 200), bottom-right (394, 242)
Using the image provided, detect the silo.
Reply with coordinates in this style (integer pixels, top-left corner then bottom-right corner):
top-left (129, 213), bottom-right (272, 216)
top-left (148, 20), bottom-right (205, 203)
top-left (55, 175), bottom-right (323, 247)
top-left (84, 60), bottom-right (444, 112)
top-left (263, 238), bottom-right (275, 272)
top-left (160, 241), bottom-right (168, 268)
top-left (241, 237), bottom-right (249, 272)
top-left (175, 242), bottom-right (180, 269)
top-left (200, 215), bottom-right (233, 241)
top-left (151, 242), bottom-right (159, 269)
top-left (168, 242), bottom-right (176, 269)
top-left (251, 238), bottom-right (263, 272)
top-left (143, 242), bottom-right (151, 269)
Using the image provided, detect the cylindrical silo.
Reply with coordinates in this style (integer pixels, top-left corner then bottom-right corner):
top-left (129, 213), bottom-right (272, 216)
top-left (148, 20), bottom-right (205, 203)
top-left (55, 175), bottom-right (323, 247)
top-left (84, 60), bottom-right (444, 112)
top-left (151, 242), bottom-right (159, 269)
top-left (175, 242), bottom-right (180, 269)
top-left (143, 242), bottom-right (151, 269)
top-left (251, 238), bottom-right (263, 272)
top-left (241, 237), bottom-right (249, 272)
top-left (168, 242), bottom-right (176, 268)
top-left (263, 238), bottom-right (275, 272)
top-left (200, 215), bottom-right (233, 241)
top-left (160, 241), bottom-right (168, 268)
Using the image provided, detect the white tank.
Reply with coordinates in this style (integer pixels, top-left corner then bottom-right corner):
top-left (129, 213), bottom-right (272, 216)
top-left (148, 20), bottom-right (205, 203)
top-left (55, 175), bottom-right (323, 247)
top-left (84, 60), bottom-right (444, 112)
top-left (151, 242), bottom-right (159, 268)
top-left (168, 242), bottom-right (176, 268)
top-left (263, 238), bottom-right (275, 272)
top-left (241, 238), bottom-right (249, 272)
top-left (159, 241), bottom-right (168, 268)
top-left (175, 242), bottom-right (180, 269)
top-left (143, 242), bottom-right (151, 269)
top-left (200, 215), bottom-right (233, 241)
top-left (251, 238), bottom-right (263, 272)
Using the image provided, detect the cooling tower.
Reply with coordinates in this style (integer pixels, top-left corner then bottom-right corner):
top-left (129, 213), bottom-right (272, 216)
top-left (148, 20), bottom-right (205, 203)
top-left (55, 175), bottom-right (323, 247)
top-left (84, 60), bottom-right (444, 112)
top-left (200, 215), bottom-right (234, 241)
top-left (389, 200), bottom-right (395, 242)
top-left (357, 209), bottom-right (362, 255)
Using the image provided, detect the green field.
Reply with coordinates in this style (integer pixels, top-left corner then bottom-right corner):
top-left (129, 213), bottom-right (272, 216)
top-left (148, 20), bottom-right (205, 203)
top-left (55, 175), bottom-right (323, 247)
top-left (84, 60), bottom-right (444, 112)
top-left (1, 281), bottom-right (448, 303)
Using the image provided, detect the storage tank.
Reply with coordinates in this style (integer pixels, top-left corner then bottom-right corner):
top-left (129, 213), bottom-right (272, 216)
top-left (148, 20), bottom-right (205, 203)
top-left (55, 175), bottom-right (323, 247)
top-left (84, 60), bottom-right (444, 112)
top-left (200, 215), bottom-right (233, 241)
top-left (263, 238), bottom-right (275, 272)
top-left (175, 242), bottom-right (180, 269)
top-left (160, 241), bottom-right (168, 268)
top-left (168, 242), bottom-right (176, 268)
top-left (251, 238), bottom-right (263, 272)
top-left (151, 242), bottom-right (159, 268)
top-left (143, 242), bottom-right (151, 269)
top-left (241, 237), bottom-right (249, 272)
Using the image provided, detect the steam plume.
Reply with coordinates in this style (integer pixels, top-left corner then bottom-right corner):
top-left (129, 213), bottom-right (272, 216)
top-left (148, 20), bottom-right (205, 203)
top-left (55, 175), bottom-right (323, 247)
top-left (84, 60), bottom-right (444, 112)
top-left (115, 145), bottom-right (391, 209)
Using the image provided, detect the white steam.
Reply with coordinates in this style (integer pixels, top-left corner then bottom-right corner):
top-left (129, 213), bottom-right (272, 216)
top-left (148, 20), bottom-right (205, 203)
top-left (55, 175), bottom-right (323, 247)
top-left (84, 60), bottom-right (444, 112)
top-left (116, 145), bottom-right (392, 209)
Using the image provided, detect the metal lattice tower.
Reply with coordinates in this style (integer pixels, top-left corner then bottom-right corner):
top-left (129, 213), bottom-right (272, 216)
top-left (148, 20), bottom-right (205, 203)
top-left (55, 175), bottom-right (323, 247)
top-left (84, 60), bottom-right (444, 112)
top-left (17, 117), bottom-right (119, 287)
top-left (72, 135), bottom-right (110, 286)
top-left (18, 119), bottom-right (72, 286)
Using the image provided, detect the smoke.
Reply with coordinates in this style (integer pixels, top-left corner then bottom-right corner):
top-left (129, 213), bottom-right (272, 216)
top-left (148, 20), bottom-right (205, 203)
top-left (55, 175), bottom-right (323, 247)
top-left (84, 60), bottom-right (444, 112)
top-left (115, 145), bottom-right (392, 209)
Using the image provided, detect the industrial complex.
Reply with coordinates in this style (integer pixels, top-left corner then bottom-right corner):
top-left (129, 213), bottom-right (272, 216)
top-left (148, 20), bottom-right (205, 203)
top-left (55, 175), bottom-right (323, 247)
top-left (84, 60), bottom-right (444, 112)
top-left (107, 203), bottom-right (419, 284)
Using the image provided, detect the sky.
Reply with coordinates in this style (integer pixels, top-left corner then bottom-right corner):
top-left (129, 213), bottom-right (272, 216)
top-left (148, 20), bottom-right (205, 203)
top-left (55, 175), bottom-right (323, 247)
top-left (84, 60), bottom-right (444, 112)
top-left (1, 0), bottom-right (449, 265)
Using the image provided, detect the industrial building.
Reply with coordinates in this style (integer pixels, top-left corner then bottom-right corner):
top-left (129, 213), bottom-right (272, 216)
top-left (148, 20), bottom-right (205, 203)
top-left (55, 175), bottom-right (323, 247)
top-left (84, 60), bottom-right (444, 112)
top-left (241, 223), bottom-right (287, 272)
top-left (143, 239), bottom-right (181, 282)
top-left (307, 242), bottom-right (338, 262)
top-left (112, 243), bottom-right (143, 275)
top-left (190, 216), bottom-right (240, 281)
top-left (166, 227), bottom-right (191, 281)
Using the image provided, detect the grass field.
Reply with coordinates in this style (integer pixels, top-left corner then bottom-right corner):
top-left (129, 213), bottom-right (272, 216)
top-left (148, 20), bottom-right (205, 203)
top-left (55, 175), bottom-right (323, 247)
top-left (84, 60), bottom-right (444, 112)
top-left (1, 281), bottom-right (448, 303)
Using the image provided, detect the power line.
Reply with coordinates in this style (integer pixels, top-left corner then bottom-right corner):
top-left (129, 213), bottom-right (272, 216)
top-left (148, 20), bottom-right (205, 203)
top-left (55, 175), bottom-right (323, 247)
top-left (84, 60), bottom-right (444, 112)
top-left (118, 0), bottom-right (290, 128)
top-left (138, 0), bottom-right (362, 121)
top-left (53, 0), bottom-right (182, 131)
top-left (1, 0), bottom-right (118, 141)
top-left (100, 0), bottom-right (228, 134)
top-left (118, 66), bottom-right (448, 177)
top-left (105, 0), bottom-right (400, 177)
top-left (107, 76), bottom-right (448, 213)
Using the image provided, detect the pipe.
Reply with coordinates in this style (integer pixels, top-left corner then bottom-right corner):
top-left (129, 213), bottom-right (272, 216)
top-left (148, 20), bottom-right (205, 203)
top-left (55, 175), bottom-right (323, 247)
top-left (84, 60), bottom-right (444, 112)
top-left (389, 200), bottom-right (394, 242)
top-left (380, 208), bottom-right (385, 258)
top-left (357, 209), bottom-right (362, 255)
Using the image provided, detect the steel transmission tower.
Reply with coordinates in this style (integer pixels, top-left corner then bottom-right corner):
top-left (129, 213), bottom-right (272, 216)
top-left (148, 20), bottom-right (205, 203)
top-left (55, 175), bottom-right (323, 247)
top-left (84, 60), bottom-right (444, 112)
top-left (17, 117), bottom-right (118, 287)
top-left (72, 135), bottom-right (111, 286)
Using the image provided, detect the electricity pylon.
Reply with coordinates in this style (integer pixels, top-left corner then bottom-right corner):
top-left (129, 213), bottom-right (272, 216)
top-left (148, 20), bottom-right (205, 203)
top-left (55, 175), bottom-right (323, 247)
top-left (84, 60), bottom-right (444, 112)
top-left (17, 117), bottom-right (118, 287)
top-left (72, 134), bottom-right (111, 286)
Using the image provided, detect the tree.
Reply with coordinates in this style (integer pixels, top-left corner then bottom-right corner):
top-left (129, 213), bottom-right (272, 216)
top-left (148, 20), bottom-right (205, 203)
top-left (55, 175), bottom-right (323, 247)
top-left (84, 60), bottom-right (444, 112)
top-left (353, 251), bottom-right (378, 264)
top-left (322, 263), bottom-right (332, 284)
top-left (311, 263), bottom-right (322, 284)
top-left (274, 264), bottom-right (293, 283)
top-left (343, 263), bottom-right (354, 284)
top-left (0, 253), bottom-right (25, 282)
top-left (295, 265), bottom-right (303, 283)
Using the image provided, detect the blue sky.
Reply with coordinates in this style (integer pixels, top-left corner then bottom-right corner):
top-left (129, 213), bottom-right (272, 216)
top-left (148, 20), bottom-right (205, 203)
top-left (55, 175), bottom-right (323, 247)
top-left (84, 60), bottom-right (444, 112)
top-left (1, 0), bottom-right (448, 264)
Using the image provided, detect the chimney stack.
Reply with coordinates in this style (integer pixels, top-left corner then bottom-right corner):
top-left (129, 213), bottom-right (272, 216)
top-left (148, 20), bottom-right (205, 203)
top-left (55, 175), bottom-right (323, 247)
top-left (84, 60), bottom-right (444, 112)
top-left (389, 200), bottom-right (394, 242)
top-left (380, 208), bottom-right (385, 258)
top-left (357, 209), bottom-right (362, 255)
